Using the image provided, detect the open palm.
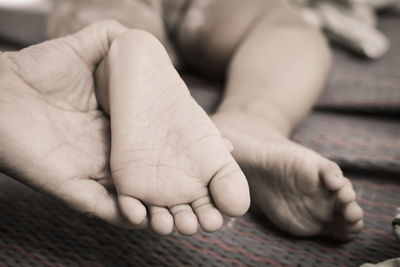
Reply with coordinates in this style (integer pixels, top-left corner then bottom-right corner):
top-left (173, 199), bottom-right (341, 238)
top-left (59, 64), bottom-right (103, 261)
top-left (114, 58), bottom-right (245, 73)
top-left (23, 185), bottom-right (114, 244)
top-left (0, 21), bottom-right (133, 227)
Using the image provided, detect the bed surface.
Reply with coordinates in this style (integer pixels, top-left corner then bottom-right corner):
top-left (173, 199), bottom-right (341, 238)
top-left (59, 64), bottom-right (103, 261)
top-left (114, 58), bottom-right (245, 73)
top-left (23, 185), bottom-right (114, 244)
top-left (0, 13), bottom-right (399, 267)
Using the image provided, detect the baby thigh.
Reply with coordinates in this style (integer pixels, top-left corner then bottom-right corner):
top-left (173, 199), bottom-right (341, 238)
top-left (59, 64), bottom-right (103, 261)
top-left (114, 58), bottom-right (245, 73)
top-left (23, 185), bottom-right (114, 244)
top-left (170, 0), bottom-right (274, 77)
top-left (48, 0), bottom-right (167, 45)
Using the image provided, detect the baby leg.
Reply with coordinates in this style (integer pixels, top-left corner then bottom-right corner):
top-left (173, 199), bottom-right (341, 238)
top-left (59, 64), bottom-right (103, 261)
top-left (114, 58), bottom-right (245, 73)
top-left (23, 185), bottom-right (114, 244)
top-left (95, 30), bottom-right (250, 235)
top-left (173, 0), bottom-right (363, 240)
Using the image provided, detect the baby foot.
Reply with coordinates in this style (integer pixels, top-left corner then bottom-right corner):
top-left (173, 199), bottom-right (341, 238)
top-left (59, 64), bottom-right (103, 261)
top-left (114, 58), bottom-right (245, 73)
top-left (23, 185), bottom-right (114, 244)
top-left (96, 31), bottom-right (250, 235)
top-left (213, 113), bottom-right (363, 240)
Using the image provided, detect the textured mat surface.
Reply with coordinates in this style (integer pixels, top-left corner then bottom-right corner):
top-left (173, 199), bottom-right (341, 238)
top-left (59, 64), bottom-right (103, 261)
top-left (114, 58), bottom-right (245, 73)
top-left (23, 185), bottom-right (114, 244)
top-left (1, 173), bottom-right (399, 267)
top-left (292, 112), bottom-right (400, 173)
top-left (316, 14), bottom-right (400, 112)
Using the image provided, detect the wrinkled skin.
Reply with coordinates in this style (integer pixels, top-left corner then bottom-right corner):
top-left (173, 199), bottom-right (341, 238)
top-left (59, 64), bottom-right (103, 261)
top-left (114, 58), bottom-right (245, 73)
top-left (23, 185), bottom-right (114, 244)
top-left (0, 20), bottom-right (134, 227)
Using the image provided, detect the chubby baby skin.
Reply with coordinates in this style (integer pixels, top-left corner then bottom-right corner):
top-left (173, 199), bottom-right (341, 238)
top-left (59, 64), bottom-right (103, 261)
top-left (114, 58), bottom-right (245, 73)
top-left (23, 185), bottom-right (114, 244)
top-left (95, 31), bottom-right (250, 235)
top-left (177, 0), bottom-right (363, 239)
top-left (52, 0), bottom-right (363, 239)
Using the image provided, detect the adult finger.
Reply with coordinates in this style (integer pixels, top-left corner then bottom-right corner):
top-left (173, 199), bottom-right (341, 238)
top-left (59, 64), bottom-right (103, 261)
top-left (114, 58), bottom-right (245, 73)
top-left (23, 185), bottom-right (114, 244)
top-left (57, 178), bottom-right (147, 229)
top-left (62, 19), bottom-right (128, 68)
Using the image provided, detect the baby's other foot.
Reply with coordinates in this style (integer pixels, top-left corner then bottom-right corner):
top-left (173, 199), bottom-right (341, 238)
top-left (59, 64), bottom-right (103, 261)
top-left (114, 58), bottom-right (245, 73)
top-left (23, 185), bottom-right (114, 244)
top-left (97, 30), bottom-right (250, 235)
top-left (213, 113), bottom-right (363, 240)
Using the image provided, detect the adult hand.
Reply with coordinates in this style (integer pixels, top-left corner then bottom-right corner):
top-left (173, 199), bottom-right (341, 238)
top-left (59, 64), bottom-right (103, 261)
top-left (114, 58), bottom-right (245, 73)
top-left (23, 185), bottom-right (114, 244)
top-left (0, 20), bottom-right (134, 227)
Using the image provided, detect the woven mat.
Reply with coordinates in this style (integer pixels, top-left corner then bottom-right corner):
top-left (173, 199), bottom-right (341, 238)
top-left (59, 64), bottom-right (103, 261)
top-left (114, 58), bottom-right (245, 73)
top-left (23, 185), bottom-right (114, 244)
top-left (316, 14), bottom-right (400, 111)
top-left (1, 172), bottom-right (399, 267)
top-left (292, 111), bottom-right (400, 173)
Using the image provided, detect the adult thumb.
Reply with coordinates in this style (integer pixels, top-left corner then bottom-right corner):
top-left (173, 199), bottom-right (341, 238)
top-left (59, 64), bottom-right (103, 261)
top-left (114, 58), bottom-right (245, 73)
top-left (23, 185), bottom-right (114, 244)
top-left (61, 20), bottom-right (127, 69)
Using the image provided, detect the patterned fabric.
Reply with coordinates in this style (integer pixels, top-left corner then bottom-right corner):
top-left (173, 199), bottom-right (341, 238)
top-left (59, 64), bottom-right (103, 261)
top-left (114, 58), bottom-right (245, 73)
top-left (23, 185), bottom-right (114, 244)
top-left (316, 15), bottom-right (400, 112)
top-left (394, 208), bottom-right (400, 241)
top-left (290, 0), bottom-right (400, 59)
top-left (0, 173), bottom-right (399, 266)
top-left (361, 258), bottom-right (400, 267)
top-left (292, 112), bottom-right (400, 173)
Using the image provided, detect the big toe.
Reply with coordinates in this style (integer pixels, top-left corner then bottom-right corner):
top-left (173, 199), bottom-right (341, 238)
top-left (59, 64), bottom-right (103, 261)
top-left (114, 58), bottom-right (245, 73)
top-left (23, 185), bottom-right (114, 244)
top-left (192, 196), bottom-right (223, 232)
top-left (209, 160), bottom-right (250, 217)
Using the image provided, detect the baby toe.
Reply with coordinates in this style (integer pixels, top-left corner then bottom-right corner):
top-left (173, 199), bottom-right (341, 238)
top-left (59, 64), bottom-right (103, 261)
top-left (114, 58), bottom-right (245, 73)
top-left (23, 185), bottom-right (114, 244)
top-left (119, 195), bottom-right (147, 226)
top-left (346, 219), bottom-right (364, 234)
top-left (150, 206), bottom-right (174, 235)
top-left (340, 219), bottom-right (363, 240)
top-left (192, 196), bottom-right (223, 232)
top-left (320, 161), bottom-right (345, 191)
top-left (336, 179), bottom-right (356, 204)
top-left (343, 201), bottom-right (364, 223)
top-left (170, 204), bottom-right (198, 235)
top-left (209, 160), bottom-right (250, 217)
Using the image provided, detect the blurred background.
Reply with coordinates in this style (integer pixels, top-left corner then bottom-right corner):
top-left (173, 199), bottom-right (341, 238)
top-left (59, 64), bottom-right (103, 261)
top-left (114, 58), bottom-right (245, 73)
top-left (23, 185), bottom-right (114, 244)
top-left (0, 0), bottom-right (51, 50)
